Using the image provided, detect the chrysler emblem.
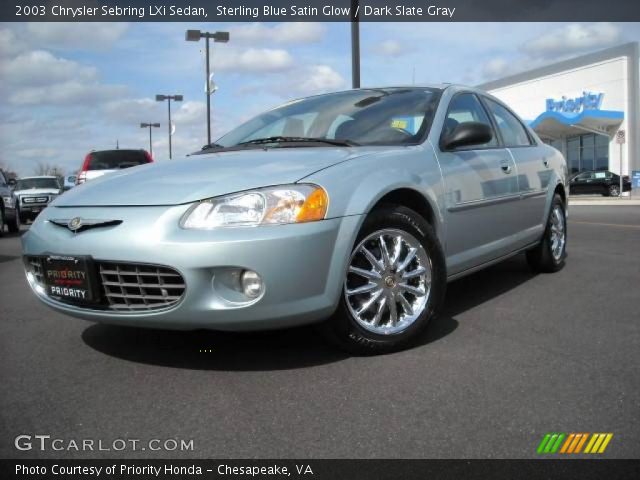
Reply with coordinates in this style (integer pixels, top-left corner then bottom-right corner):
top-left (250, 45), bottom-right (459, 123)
top-left (67, 217), bottom-right (83, 232)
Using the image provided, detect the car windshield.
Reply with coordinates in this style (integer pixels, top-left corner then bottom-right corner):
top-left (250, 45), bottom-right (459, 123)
top-left (215, 88), bottom-right (442, 148)
top-left (16, 178), bottom-right (60, 190)
top-left (88, 150), bottom-right (150, 170)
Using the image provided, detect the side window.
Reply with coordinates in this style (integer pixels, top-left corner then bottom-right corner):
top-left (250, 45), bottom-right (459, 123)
top-left (484, 99), bottom-right (532, 147)
top-left (0, 172), bottom-right (6, 187)
top-left (442, 93), bottom-right (497, 148)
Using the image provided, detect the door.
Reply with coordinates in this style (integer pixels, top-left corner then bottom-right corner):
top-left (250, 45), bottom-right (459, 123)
top-left (482, 97), bottom-right (549, 240)
top-left (571, 172), bottom-right (591, 194)
top-left (436, 92), bottom-right (520, 275)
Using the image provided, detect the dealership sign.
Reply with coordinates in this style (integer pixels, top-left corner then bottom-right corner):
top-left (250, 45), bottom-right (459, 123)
top-left (546, 92), bottom-right (604, 113)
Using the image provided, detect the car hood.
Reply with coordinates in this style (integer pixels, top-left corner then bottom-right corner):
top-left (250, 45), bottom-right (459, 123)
top-left (54, 147), bottom-right (382, 207)
top-left (15, 188), bottom-right (60, 196)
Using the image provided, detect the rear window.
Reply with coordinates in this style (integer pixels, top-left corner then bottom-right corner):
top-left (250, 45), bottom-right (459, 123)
top-left (88, 150), bottom-right (150, 170)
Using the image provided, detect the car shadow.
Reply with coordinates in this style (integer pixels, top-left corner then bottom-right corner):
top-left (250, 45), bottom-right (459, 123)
top-left (81, 254), bottom-right (535, 371)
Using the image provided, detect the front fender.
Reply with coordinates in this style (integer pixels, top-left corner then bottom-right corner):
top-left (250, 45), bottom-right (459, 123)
top-left (300, 145), bottom-right (446, 244)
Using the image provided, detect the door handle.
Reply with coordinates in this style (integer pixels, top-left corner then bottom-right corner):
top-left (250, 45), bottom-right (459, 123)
top-left (500, 162), bottom-right (512, 174)
top-left (543, 158), bottom-right (550, 168)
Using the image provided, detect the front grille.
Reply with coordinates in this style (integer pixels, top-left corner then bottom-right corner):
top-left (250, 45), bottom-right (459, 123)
top-left (23, 196), bottom-right (48, 204)
top-left (25, 256), bottom-right (186, 312)
top-left (98, 262), bottom-right (186, 311)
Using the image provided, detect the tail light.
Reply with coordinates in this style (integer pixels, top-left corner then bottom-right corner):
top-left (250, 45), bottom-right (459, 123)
top-left (144, 150), bottom-right (154, 163)
top-left (76, 153), bottom-right (92, 184)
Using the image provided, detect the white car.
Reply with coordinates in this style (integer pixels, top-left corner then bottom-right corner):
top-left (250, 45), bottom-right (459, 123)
top-left (14, 176), bottom-right (62, 223)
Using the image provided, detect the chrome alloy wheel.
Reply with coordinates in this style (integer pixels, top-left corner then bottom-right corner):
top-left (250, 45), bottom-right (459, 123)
top-left (549, 205), bottom-right (566, 261)
top-left (344, 229), bottom-right (432, 335)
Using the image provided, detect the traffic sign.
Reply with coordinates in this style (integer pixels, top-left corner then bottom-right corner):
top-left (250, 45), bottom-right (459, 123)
top-left (615, 130), bottom-right (626, 144)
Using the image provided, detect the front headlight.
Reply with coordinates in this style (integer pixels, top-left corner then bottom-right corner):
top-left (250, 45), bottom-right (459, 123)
top-left (180, 184), bottom-right (328, 229)
top-left (2, 196), bottom-right (14, 208)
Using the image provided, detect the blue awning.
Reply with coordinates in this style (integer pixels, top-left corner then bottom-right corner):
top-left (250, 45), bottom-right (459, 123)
top-left (529, 109), bottom-right (624, 139)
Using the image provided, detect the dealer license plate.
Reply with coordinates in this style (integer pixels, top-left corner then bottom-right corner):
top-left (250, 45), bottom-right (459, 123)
top-left (43, 255), bottom-right (95, 304)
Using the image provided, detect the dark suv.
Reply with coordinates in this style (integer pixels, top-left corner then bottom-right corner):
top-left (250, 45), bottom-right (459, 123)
top-left (570, 170), bottom-right (632, 197)
top-left (0, 169), bottom-right (20, 235)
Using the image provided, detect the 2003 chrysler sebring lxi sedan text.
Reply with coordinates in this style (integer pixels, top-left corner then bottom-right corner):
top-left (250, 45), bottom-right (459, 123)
top-left (22, 86), bottom-right (568, 354)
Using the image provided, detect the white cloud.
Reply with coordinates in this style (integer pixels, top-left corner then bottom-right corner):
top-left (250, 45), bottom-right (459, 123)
top-left (482, 57), bottom-right (510, 78)
top-left (25, 22), bottom-right (129, 50)
top-left (0, 28), bottom-right (26, 57)
top-left (0, 49), bottom-right (129, 106)
top-left (214, 48), bottom-right (293, 73)
top-left (103, 98), bottom-right (161, 124)
top-left (284, 65), bottom-right (345, 96)
top-left (231, 23), bottom-right (325, 45)
top-left (9, 80), bottom-right (127, 106)
top-left (172, 101), bottom-right (206, 127)
top-left (0, 50), bottom-right (97, 86)
top-left (374, 40), bottom-right (407, 57)
top-left (523, 23), bottom-right (622, 58)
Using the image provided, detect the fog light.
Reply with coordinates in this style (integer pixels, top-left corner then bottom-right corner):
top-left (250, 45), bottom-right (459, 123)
top-left (241, 270), bottom-right (264, 299)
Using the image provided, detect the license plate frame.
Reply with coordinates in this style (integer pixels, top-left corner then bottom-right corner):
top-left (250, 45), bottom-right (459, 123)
top-left (42, 255), bottom-right (98, 305)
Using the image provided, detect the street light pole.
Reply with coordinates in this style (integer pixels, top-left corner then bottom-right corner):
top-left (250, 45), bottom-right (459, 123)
top-left (205, 35), bottom-right (211, 146)
top-left (186, 29), bottom-right (229, 146)
top-left (155, 94), bottom-right (183, 159)
top-left (350, 0), bottom-right (360, 88)
top-left (140, 122), bottom-right (160, 156)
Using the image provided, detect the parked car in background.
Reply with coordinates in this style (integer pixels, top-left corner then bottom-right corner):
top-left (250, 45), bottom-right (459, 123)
top-left (76, 149), bottom-right (153, 185)
top-left (13, 176), bottom-right (62, 223)
top-left (0, 169), bottom-right (20, 235)
top-left (23, 86), bottom-right (568, 354)
top-left (570, 170), bottom-right (631, 197)
top-left (63, 175), bottom-right (77, 191)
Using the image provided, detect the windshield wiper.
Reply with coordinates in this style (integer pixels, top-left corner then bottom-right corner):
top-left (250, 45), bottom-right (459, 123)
top-left (237, 136), bottom-right (359, 147)
top-left (200, 142), bottom-right (226, 151)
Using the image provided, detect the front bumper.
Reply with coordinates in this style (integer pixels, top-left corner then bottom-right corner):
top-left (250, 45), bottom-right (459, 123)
top-left (22, 204), bottom-right (362, 330)
top-left (20, 204), bottom-right (48, 215)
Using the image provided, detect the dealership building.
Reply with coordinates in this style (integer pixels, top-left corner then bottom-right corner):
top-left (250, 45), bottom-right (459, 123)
top-left (478, 42), bottom-right (639, 178)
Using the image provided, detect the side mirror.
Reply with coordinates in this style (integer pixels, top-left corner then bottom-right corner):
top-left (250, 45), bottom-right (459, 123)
top-left (442, 122), bottom-right (493, 150)
top-left (7, 178), bottom-right (16, 187)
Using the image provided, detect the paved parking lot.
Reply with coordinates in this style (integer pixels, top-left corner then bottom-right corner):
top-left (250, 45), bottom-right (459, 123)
top-left (1, 205), bottom-right (639, 459)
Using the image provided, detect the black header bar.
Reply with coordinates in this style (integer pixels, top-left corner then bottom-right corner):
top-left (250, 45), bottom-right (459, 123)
top-left (4, 0), bottom-right (640, 22)
top-left (3, 459), bottom-right (640, 480)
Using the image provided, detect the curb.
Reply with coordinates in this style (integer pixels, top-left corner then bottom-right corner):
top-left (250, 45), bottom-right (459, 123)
top-left (569, 198), bottom-right (640, 206)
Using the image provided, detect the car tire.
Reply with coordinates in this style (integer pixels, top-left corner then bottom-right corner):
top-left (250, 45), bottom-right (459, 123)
top-left (526, 194), bottom-right (567, 273)
top-left (0, 205), bottom-right (5, 236)
top-left (7, 209), bottom-right (20, 233)
top-left (608, 184), bottom-right (620, 197)
top-left (320, 205), bottom-right (446, 355)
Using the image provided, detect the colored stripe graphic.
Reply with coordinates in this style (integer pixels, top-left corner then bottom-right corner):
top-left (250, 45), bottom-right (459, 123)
top-left (585, 433), bottom-right (614, 454)
top-left (537, 433), bottom-right (565, 454)
top-left (540, 433), bottom-right (613, 454)
top-left (574, 433), bottom-right (589, 453)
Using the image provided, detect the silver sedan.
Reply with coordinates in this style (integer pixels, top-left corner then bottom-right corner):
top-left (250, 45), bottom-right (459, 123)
top-left (22, 85), bottom-right (568, 353)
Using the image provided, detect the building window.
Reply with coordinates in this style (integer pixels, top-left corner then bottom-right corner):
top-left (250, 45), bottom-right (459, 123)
top-left (567, 137), bottom-right (580, 174)
top-left (595, 134), bottom-right (609, 171)
top-left (566, 133), bottom-right (609, 174)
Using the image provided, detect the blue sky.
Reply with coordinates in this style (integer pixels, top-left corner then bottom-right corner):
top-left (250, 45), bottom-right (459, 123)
top-left (1, 21), bottom-right (639, 175)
